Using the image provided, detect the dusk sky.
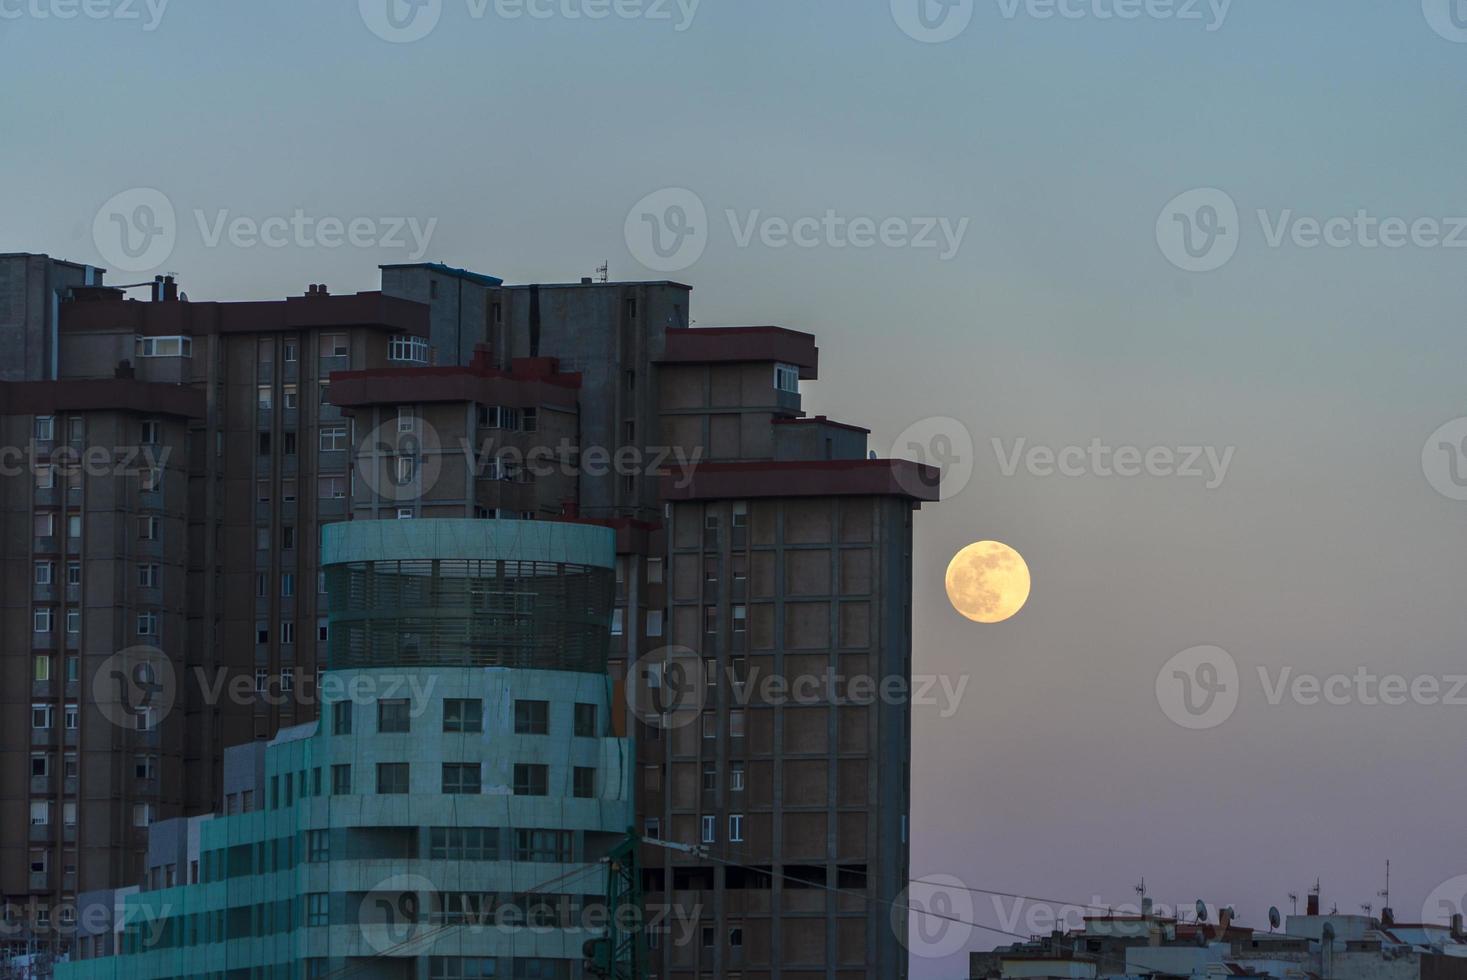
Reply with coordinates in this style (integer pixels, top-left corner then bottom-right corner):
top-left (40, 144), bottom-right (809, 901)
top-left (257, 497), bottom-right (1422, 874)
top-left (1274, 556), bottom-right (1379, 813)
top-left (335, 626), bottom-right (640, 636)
top-left (6, 1), bottom-right (1467, 975)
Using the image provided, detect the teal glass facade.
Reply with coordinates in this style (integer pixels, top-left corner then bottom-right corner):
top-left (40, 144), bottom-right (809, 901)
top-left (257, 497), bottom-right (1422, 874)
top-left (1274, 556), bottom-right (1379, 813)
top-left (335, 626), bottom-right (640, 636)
top-left (58, 520), bottom-right (633, 980)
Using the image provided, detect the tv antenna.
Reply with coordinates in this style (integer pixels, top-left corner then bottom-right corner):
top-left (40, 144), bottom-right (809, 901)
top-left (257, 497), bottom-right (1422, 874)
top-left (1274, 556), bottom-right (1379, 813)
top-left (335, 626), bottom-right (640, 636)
top-left (1288, 893), bottom-right (1299, 915)
top-left (1379, 860), bottom-right (1391, 911)
top-left (1135, 878), bottom-right (1147, 900)
top-left (595, 261), bottom-right (609, 283)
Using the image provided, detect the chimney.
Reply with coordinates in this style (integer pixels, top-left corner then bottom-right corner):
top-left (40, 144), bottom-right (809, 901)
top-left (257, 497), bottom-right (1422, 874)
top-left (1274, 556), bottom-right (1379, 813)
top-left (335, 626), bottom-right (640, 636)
top-left (151, 275), bottom-right (165, 302)
top-left (1307, 893), bottom-right (1320, 916)
top-left (163, 276), bottom-right (178, 302)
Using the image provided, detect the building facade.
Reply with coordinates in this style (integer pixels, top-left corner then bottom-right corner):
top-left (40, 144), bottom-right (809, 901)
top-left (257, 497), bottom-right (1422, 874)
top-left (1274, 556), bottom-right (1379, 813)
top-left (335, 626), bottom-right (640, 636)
top-left (57, 518), bottom-right (634, 979)
top-left (0, 254), bottom-right (936, 978)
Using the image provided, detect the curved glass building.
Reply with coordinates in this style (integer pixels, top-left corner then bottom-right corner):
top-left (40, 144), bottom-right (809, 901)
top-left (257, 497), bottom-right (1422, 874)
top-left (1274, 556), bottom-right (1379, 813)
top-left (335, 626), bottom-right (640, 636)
top-left (58, 519), bottom-right (635, 980)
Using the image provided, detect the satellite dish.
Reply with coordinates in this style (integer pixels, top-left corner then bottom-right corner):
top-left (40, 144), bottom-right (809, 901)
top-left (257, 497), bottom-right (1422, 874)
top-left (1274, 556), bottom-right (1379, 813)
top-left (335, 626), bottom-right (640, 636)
top-left (1269, 907), bottom-right (1282, 931)
top-left (1196, 900), bottom-right (1210, 923)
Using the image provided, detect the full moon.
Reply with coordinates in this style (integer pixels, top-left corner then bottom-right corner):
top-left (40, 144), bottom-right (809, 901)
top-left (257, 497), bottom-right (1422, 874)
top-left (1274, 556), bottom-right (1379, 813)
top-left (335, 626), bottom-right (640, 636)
top-left (945, 541), bottom-right (1032, 623)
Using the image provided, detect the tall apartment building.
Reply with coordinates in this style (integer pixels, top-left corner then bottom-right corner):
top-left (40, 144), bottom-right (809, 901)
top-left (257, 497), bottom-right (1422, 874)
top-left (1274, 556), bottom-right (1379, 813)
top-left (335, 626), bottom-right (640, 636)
top-left (0, 254), bottom-right (936, 977)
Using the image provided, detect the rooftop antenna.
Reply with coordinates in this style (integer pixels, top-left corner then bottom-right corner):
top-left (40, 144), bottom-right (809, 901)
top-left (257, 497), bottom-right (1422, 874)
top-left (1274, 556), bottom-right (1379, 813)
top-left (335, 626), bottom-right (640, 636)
top-left (1289, 893), bottom-right (1300, 915)
top-left (1135, 878), bottom-right (1148, 900)
top-left (1379, 860), bottom-right (1391, 912)
top-left (1360, 904), bottom-right (1373, 916)
top-left (595, 261), bottom-right (609, 283)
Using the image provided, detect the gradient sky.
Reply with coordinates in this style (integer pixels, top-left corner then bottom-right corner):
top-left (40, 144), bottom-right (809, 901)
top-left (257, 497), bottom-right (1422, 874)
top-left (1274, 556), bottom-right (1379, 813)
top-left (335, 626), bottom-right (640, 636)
top-left (6, 1), bottom-right (1467, 975)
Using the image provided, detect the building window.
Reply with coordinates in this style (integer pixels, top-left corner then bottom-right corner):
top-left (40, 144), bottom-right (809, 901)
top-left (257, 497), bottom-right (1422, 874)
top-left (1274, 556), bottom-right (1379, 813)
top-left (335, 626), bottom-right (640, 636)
top-left (137, 564), bottom-right (158, 588)
top-left (137, 516), bottom-right (158, 540)
top-left (377, 763), bottom-right (410, 795)
top-left (64, 704), bottom-right (78, 730)
top-left (30, 753), bottom-right (49, 777)
top-left (283, 384), bottom-right (298, 410)
top-left (573, 767), bottom-right (596, 799)
top-left (34, 608), bottom-right (52, 633)
top-left (331, 764), bottom-right (352, 795)
top-left (35, 465), bottom-right (54, 489)
top-left (429, 827), bottom-right (499, 861)
top-left (701, 815), bottom-right (717, 844)
top-left (33, 655), bottom-right (50, 682)
top-left (441, 763), bottom-right (481, 795)
top-left (281, 622), bottom-right (295, 644)
top-left (389, 335), bottom-right (429, 363)
top-left (320, 425), bottom-right (348, 451)
top-left (284, 340), bottom-right (297, 362)
top-left (35, 416), bottom-right (54, 441)
top-left (66, 562), bottom-right (80, 586)
top-left (307, 829), bottom-right (330, 862)
top-left (443, 699), bottom-right (483, 733)
top-left (280, 668), bottom-right (294, 692)
top-left (332, 701), bottom-right (352, 735)
top-left (574, 703), bottom-right (597, 738)
top-left (730, 709), bottom-right (746, 738)
top-left (643, 818), bottom-right (661, 841)
top-left (66, 609), bottom-right (80, 634)
top-left (67, 514), bottom-right (81, 538)
top-left (513, 829), bottom-right (571, 863)
top-left (255, 669), bottom-right (269, 694)
top-left (135, 336), bottom-right (191, 358)
top-left (729, 814), bottom-right (745, 842)
top-left (136, 611), bottom-right (158, 636)
top-left (513, 763), bottom-right (548, 797)
top-left (318, 476), bottom-right (347, 499)
top-left (730, 763), bottom-right (745, 792)
top-left (378, 698), bottom-right (411, 733)
top-left (647, 609), bottom-right (664, 637)
top-left (775, 362), bottom-right (800, 392)
top-left (132, 803), bottom-right (152, 828)
top-left (257, 385), bottom-right (273, 410)
top-left (32, 704), bottom-right (52, 729)
top-left (306, 893), bottom-right (329, 927)
top-left (513, 700), bottom-right (548, 735)
top-left (30, 802), bottom-right (50, 826)
top-left (611, 608), bottom-right (625, 636)
top-left (281, 573), bottom-right (295, 597)
top-left (320, 334), bottom-right (348, 358)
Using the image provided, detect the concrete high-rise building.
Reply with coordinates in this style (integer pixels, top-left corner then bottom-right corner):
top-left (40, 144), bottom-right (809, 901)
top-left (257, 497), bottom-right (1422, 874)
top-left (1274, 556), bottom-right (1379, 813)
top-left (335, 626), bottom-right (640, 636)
top-left (0, 254), bottom-right (937, 977)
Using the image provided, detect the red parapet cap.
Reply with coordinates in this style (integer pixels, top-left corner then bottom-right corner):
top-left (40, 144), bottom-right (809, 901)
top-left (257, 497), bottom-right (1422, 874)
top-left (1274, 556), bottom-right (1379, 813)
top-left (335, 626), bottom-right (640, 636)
top-left (659, 458), bottom-right (940, 502)
top-left (328, 354), bottom-right (581, 409)
top-left (0, 378), bottom-right (205, 418)
top-left (659, 326), bottom-right (819, 379)
top-left (61, 290), bottom-right (430, 337)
